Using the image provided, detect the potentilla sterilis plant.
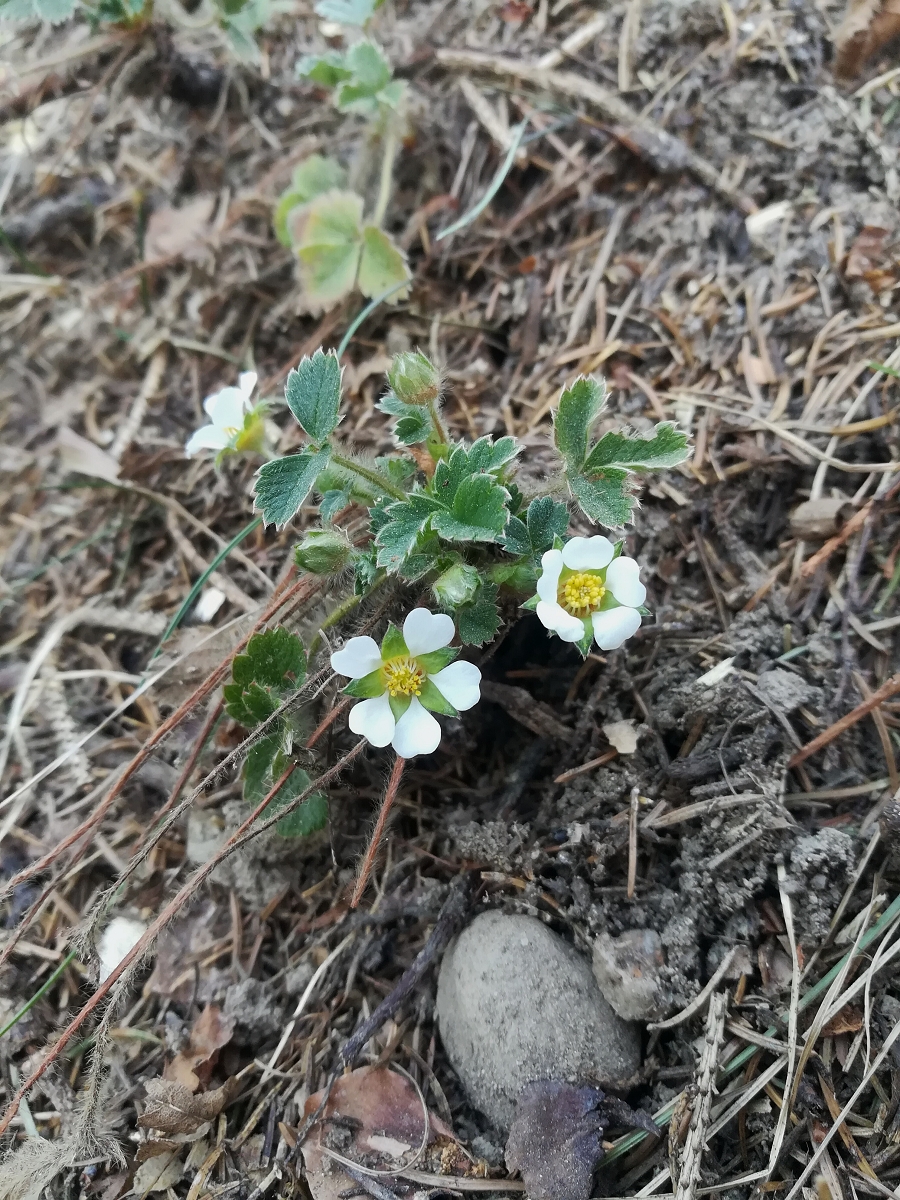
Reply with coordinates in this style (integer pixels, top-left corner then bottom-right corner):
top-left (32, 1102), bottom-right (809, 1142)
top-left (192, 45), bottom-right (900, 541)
top-left (534, 535), bottom-right (647, 652)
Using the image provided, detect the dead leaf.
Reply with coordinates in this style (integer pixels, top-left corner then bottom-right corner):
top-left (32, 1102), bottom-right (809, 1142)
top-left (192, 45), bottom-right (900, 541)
top-left (821, 1005), bottom-right (864, 1037)
top-left (163, 1003), bottom-right (235, 1091)
top-left (139, 1077), bottom-right (238, 1135)
top-left (57, 427), bottom-right (120, 483)
top-left (144, 195), bottom-right (216, 262)
top-left (845, 225), bottom-right (898, 293)
top-left (302, 1066), bottom-right (454, 1200)
top-left (132, 1152), bottom-right (183, 1195)
top-left (835, 0), bottom-right (900, 77)
top-left (602, 720), bottom-right (639, 755)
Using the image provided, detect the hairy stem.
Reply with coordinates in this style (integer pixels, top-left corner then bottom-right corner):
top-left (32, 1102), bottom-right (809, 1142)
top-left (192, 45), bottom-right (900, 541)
top-left (426, 396), bottom-right (449, 446)
top-left (331, 451), bottom-right (406, 501)
top-left (372, 123), bottom-right (399, 229)
top-left (352, 753), bottom-right (405, 907)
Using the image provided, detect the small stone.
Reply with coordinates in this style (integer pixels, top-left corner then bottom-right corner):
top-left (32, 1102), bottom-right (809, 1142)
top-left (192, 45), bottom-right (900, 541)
top-left (436, 912), bottom-right (640, 1131)
top-left (757, 668), bottom-right (814, 713)
top-left (592, 929), bottom-right (670, 1022)
top-left (223, 978), bottom-right (286, 1045)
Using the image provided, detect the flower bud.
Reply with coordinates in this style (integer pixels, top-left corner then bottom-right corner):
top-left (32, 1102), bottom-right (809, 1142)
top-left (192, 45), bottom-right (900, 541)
top-left (388, 352), bottom-right (440, 406)
top-left (294, 529), bottom-right (353, 575)
top-left (432, 562), bottom-right (480, 608)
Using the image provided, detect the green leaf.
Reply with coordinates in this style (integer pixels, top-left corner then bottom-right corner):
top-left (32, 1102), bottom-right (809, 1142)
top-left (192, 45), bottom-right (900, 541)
top-left (501, 515), bottom-right (530, 556)
top-left (343, 669), bottom-right (384, 698)
top-left (33, 0), bottom-right (76, 19)
top-left (242, 734), bottom-right (283, 802)
top-left (358, 226), bottom-right (411, 301)
top-left (289, 190), bottom-right (363, 307)
top-left (354, 546), bottom-right (379, 595)
top-left (398, 552), bottom-right (439, 581)
top-left (377, 393), bottom-right (431, 445)
top-left (467, 435), bottom-right (519, 474)
top-left (254, 447), bottom-right (331, 528)
top-left (526, 496), bottom-right (569, 553)
top-left (375, 494), bottom-right (439, 571)
top-left (583, 422), bottom-right (690, 473)
top-left (320, 487), bottom-right (353, 522)
top-left (314, 0), bottom-right (380, 24)
top-left (457, 584), bottom-right (500, 647)
top-left (418, 678), bottom-right (458, 716)
top-left (233, 628), bottom-right (307, 690)
top-left (274, 156), bottom-right (346, 246)
top-left (273, 786), bottom-right (328, 838)
top-left (568, 468), bottom-right (634, 527)
top-left (380, 623), bottom-right (408, 660)
top-left (554, 376), bottom-right (606, 467)
top-left (285, 349), bottom-right (342, 444)
top-left (432, 474), bottom-right (510, 542)
top-left (297, 51), bottom-right (352, 87)
top-left (432, 444), bottom-right (472, 504)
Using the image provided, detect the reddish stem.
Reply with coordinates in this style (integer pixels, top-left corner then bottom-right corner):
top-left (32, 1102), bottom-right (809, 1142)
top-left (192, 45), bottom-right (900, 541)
top-left (306, 696), bottom-right (351, 750)
top-left (351, 754), bottom-right (406, 909)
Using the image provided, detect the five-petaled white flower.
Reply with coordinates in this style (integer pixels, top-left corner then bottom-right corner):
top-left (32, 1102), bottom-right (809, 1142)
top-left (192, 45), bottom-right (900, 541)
top-left (185, 371), bottom-right (261, 457)
top-left (535, 535), bottom-right (646, 651)
top-left (330, 609), bottom-right (481, 758)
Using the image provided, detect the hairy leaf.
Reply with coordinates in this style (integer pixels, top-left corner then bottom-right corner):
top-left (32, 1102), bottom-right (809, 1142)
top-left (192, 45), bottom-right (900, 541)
top-left (501, 515), bottom-right (531, 556)
top-left (377, 393), bottom-right (431, 445)
top-left (432, 474), bottom-right (510, 542)
top-left (266, 769), bottom-right (328, 838)
top-left (357, 225), bottom-right (411, 300)
top-left (583, 422), bottom-right (689, 472)
top-left (466, 434), bottom-right (519, 474)
top-left (567, 468), bottom-right (633, 528)
top-left (320, 487), bottom-right (353, 522)
top-left (285, 349), bottom-right (342, 444)
top-left (553, 376), bottom-right (606, 467)
top-left (375, 494), bottom-right (439, 571)
top-left (233, 629), bottom-right (306, 690)
top-left (254, 447), bottom-right (331, 528)
top-left (526, 496), bottom-right (570, 552)
top-left (457, 584), bottom-right (500, 646)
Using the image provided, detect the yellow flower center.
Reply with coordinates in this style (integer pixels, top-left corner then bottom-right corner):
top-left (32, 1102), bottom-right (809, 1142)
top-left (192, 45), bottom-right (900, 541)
top-left (383, 656), bottom-right (425, 698)
top-left (559, 571), bottom-right (606, 616)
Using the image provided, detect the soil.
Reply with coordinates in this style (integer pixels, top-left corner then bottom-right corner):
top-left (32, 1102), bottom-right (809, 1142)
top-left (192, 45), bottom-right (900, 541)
top-left (2, 0), bottom-right (900, 1197)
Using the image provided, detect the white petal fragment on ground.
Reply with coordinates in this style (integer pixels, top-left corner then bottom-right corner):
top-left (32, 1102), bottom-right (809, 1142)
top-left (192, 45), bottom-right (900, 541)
top-left (536, 548), bottom-right (564, 602)
top-left (561, 535), bottom-right (615, 571)
top-left (331, 635), bottom-right (383, 679)
top-left (605, 557), bottom-right (646, 608)
top-left (602, 719), bottom-right (639, 754)
top-left (98, 916), bottom-right (147, 984)
top-left (537, 600), bottom-right (585, 642)
top-left (349, 692), bottom-right (395, 747)
top-left (430, 660), bottom-right (482, 711)
top-left (591, 606), bottom-right (642, 650)
top-left (392, 696), bottom-right (441, 757)
top-left (403, 608), bottom-right (454, 657)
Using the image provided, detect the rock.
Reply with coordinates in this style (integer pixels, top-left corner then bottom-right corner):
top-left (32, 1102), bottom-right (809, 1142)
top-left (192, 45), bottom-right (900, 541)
top-left (223, 978), bottom-right (286, 1045)
top-left (756, 668), bottom-right (814, 713)
top-left (436, 912), bottom-right (640, 1131)
top-left (592, 929), bottom-right (669, 1022)
top-left (789, 497), bottom-right (850, 540)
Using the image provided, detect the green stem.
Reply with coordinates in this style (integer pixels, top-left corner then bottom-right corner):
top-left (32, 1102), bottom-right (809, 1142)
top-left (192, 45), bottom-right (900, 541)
top-left (331, 452), bottom-right (406, 502)
top-left (372, 123), bottom-right (399, 229)
top-left (426, 397), bottom-right (449, 446)
top-left (0, 950), bottom-right (77, 1041)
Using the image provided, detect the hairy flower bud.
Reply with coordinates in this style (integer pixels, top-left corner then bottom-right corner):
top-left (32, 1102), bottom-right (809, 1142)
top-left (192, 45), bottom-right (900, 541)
top-left (432, 562), bottom-right (480, 608)
top-left (388, 351), bottom-right (440, 406)
top-left (295, 529), bottom-right (353, 575)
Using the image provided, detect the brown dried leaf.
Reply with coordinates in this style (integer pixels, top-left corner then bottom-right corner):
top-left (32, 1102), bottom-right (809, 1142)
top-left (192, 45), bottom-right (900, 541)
top-left (163, 1003), bottom-right (235, 1092)
top-left (845, 225), bottom-right (898, 293)
top-left (144, 195), bottom-right (216, 261)
top-left (835, 0), bottom-right (900, 78)
top-left (131, 1152), bottom-right (183, 1194)
top-left (821, 1004), bottom-right (864, 1037)
top-left (139, 1077), bottom-right (238, 1135)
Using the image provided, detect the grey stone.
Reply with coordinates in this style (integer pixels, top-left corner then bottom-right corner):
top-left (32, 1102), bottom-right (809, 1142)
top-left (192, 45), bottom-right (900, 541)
top-left (436, 911), bottom-right (641, 1131)
top-left (592, 929), bottom-right (670, 1021)
top-left (757, 668), bottom-right (814, 713)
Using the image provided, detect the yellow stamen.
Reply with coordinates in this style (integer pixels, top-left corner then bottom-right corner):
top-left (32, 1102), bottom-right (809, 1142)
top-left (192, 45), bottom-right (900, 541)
top-left (383, 656), bottom-right (425, 698)
top-left (559, 570), bottom-right (606, 616)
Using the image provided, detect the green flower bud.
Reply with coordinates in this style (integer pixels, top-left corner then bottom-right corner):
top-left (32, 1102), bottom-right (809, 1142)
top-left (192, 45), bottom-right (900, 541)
top-left (388, 352), bottom-right (440, 406)
top-left (432, 562), bottom-right (480, 608)
top-left (294, 529), bottom-right (353, 575)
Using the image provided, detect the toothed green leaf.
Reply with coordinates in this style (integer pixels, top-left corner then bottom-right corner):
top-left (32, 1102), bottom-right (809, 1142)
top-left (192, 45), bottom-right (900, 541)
top-left (583, 422), bottom-right (690, 473)
top-left (526, 496), bottom-right (570, 553)
top-left (358, 225), bottom-right (411, 300)
top-left (554, 376), bottom-right (606, 467)
top-left (377, 392), bottom-right (431, 445)
top-left (254, 447), bottom-right (331, 528)
top-left (457, 584), bottom-right (501, 647)
top-left (431, 474), bottom-right (510, 542)
top-left (375, 493), bottom-right (440, 571)
top-left (285, 349), bottom-right (342, 444)
top-left (567, 468), bottom-right (634, 527)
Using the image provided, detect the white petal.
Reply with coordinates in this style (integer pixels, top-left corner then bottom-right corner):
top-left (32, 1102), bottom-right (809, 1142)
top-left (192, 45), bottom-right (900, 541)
top-left (403, 608), bottom-right (454, 657)
top-left (204, 387), bottom-right (248, 430)
top-left (605, 557), bottom-right (646, 607)
top-left (536, 600), bottom-right (585, 642)
top-left (392, 696), bottom-right (441, 758)
top-left (429, 660), bottom-right (481, 712)
top-left (536, 548), bottom-right (564, 603)
top-left (98, 916), bottom-right (146, 984)
top-left (592, 606), bottom-right (642, 650)
top-left (331, 635), bottom-right (383, 679)
top-left (561, 535), bottom-right (615, 571)
top-left (348, 693), bottom-right (395, 747)
top-left (238, 371), bottom-right (258, 399)
top-left (185, 425), bottom-right (230, 455)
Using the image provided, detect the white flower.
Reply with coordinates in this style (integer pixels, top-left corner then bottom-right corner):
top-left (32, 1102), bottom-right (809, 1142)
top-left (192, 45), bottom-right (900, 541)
top-left (185, 371), bottom-right (258, 456)
top-left (98, 916), bottom-right (146, 983)
top-left (330, 608), bottom-right (481, 758)
top-left (534, 535), bottom-right (646, 651)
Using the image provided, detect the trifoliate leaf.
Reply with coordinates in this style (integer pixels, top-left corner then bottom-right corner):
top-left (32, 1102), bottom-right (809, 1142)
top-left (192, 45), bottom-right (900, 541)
top-left (457, 584), bottom-right (500, 646)
top-left (554, 376), bottom-right (606, 467)
top-left (501, 515), bottom-right (531, 557)
top-left (526, 496), bottom-right (570, 553)
top-left (233, 628), bottom-right (307, 690)
top-left (314, 0), bottom-right (382, 25)
top-left (254, 447), bottom-right (331, 528)
top-left (274, 155), bottom-right (346, 246)
top-left (467, 435), bottom-right (519, 474)
top-left (288, 190), bottom-right (363, 308)
top-left (358, 225), bottom-right (411, 300)
top-left (432, 474), bottom-right (510, 542)
top-left (567, 468), bottom-right (633, 528)
top-left (334, 42), bottom-right (401, 113)
top-left (375, 494), bottom-right (440, 571)
top-left (377, 393), bottom-right (431, 445)
top-left (285, 349), bottom-right (342, 445)
top-left (297, 51), bottom-right (353, 87)
top-left (582, 422), bottom-right (690, 473)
